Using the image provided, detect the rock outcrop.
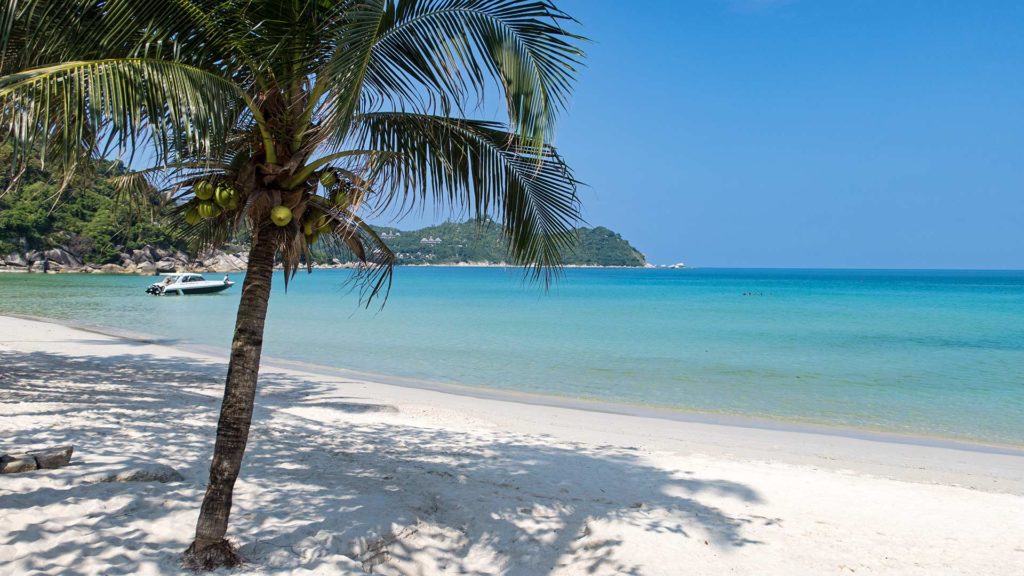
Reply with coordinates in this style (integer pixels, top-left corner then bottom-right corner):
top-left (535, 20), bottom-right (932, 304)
top-left (0, 244), bottom-right (253, 275)
top-left (2, 251), bottom-right (28, 271)
top-left (0, 446), bottom-right (74, 474)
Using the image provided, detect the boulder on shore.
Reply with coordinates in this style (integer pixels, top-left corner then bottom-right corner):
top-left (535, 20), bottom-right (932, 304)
top-left (44, 246), bottom-right (83, 268)
top-left (32, 446), bottom-right (74, 469)
top-left (155, 259), bottom-right (179, 273)
top-left (95, 463), bottom-right (184, 483)
top-left (0, 445), bottom-right (73, 473)
top-left (0, 454), bottom-right (38, 474)
top-left (4, 252), bottom-right (27, 267)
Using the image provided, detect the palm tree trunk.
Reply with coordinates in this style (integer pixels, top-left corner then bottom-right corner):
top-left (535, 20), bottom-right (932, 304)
top-left (184, 228), bottom-right (276, 570)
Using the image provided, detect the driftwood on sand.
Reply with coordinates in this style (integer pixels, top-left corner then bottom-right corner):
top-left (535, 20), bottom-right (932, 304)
top-left (0, 445), bottom-right (73, 474)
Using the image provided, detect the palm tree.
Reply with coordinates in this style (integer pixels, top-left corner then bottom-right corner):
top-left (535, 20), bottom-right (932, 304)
top-left (0, 0), bottom-right (583, 569)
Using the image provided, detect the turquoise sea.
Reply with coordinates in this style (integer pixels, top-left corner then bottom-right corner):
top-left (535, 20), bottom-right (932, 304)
top-left (1, 268), bottom-right (1022, 447)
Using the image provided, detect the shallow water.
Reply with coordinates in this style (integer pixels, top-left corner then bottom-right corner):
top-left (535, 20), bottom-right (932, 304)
top-left (1, 267), bottom-right (1022, 446)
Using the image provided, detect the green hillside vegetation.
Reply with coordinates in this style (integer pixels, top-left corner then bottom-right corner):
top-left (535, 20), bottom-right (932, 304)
top-left (0, 145), bottom-right (177, 262)
top-left (350, 220), bottom-right (646, 266)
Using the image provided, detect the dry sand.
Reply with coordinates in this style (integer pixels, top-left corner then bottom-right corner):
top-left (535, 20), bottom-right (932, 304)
top-left (1, 314), bottom-right (1022, 575)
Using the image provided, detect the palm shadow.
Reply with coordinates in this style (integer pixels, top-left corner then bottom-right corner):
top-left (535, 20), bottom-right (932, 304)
top-left (1, 347), bottom-right (769, 575)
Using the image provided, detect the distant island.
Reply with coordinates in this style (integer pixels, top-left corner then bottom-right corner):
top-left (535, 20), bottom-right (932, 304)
top-left (358, 220), bottom-right (647, 267)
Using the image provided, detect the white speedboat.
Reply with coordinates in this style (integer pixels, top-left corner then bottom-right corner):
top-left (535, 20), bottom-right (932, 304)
top-left (146, 273), bottom-right (235, 296)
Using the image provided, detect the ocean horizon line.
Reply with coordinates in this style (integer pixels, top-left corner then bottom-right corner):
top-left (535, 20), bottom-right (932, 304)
top-left (654, 266), bottom-right (1024, 272)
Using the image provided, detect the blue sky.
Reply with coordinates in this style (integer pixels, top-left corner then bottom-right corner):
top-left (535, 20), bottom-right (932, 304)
top-left (546, 0), bottom-right (1024, 268)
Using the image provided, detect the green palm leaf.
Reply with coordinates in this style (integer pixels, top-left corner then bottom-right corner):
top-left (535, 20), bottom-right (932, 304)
top-left (0, 58), bottom-right (244, 168)
top-left (316, 0), bottom-right (583, 151)
top-left (356, 111), bottom-right (580, 279)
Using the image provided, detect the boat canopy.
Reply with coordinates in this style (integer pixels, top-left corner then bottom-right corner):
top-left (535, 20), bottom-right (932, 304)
top-left (160, 273), bottom-right (207, 282)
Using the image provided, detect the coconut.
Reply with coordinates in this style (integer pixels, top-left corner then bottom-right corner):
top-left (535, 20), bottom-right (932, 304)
top-left (316, 214), bottom-right (331, 232)
top-left (302, 220), bottom-right (314, 236)
top-left (319, 170), bottom-right (337, 188)
top-left (185, 206), bottom-right (201, 225)
top-left (270, 205), bottom-right (293, 227)
top-left (197, 202), bottom-right (221, 219)
top-left (194, 181), bottom-right (214, 200)
top-left (214, 186), bottom-right (235, 208)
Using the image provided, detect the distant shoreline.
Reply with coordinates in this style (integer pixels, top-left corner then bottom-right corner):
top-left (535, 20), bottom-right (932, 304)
top-left (0, 261), bottom-right (681, 274)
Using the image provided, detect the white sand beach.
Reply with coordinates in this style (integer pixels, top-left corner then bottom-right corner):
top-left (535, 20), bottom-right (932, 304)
top-left (1, 314), bottom-right (1023, 575)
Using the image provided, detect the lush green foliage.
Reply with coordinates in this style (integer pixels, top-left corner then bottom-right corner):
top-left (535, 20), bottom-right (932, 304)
top-left (567, 227), bottom-right (647, 266)
top-left (0, 145), bottom-right (177, 262)
top-left (351, 220), bottom-right (645, 266)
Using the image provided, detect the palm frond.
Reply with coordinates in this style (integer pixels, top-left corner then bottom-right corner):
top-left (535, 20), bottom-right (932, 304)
top-left (360, 0), bottom-right (584, 149)
top-left (356, 111), bottom-right (580, 281)
top-left (0, 58), bottom-right (245, 170)
top-left (1, 1), bottom-right (262, 80)
top-left (308, 195), bottom-right (397, 305)
top-left (110, 161), bottom-right (228, 202)
top-left (306, 0), bottom-right (388, 150)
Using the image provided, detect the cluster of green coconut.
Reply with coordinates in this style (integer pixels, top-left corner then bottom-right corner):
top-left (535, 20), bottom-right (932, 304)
top-left (321, 170), bottom-right (354, 210)
top-left (184, 181), bottom-right (240, 224)
top-left (264, 171), bottom-right (339, 245)
top-left (280, 171), bottom-right (339, 244)
top-left (304, 213), bottom-right (332, 244)
top-left (267, 205), bottom-right (330, 244)
top-left (184, 172), bottom-right (337, 243)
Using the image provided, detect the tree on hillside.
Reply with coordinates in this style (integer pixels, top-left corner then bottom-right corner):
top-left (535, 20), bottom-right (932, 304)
top-left (0, 144), bottom-right (177, 262)
top-left (0, 0), bottom-right (583, 569)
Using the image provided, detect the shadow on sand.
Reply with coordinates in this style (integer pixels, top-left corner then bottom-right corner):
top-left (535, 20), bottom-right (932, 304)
top-left (0, 346), bottom-right (768, 575)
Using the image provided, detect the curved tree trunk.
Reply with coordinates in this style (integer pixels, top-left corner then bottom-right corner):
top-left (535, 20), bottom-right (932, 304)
top-left (184, 227), bottom-right (277, 570)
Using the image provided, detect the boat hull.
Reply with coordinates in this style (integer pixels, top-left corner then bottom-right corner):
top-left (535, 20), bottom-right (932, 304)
top-left (164, 283), bottom-right (234, 295)
top-left (147, 280), bottom-right (235, 295)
